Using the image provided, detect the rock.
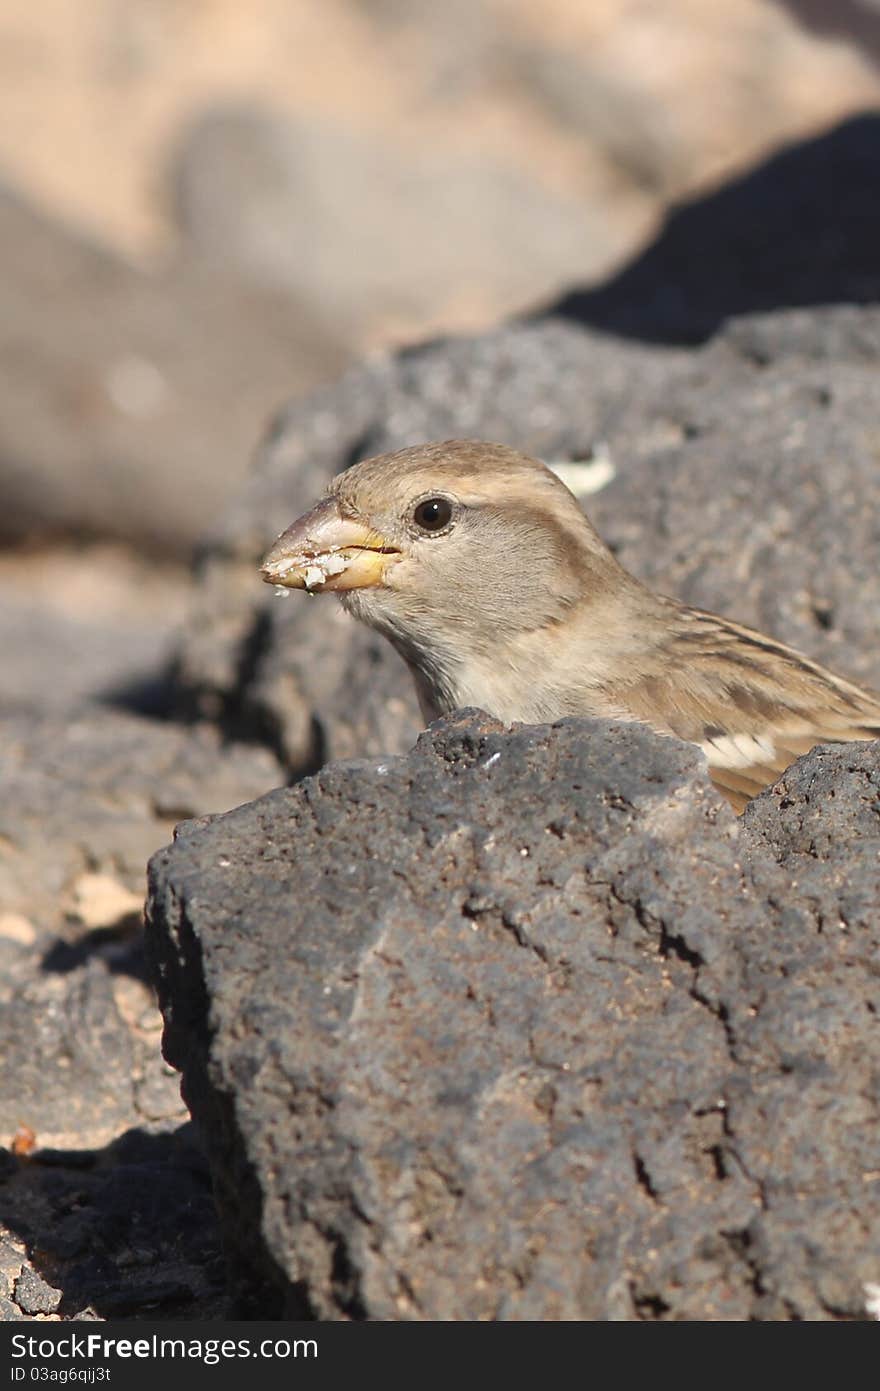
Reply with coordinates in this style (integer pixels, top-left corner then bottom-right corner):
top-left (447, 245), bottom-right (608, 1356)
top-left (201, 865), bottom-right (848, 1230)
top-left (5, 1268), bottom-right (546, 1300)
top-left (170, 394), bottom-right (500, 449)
top-left (5, 0), bottom-right (878, 348)
top-left (0, 185), bottom-right (348, 556)
top-left (5, 101), bottom-right (878, 635)
top-left (13, 1265), bottom-right (62, 1316)
top-left (0, 543), bottom-right (191, 717)
top-left (0, 1233), bottom-right (26, 1300)
top-left (1, 1125), bottom-right (227, 1320)
top-left (0, 703), bottom-right (281, 1144)
top-left (146, 713), bottom-right (880, 1318)
top-left (352, 0), bottom-right (880, 218)
top-left (0, 706), bottom-right (282, 944)
top-left (741, 738), bottom-right (880, 936)
top-left (353, 0), bottom-right (500, 106)
top-left (169, 104), bottom-right (638, 349)
top-left (514, 45), bottom-right (691, 194)
top-left (172, 291), bottom-right (880, 774)
top-left (0, 706), bottom-right (285, 1319)
top-left (2, 959), bottom-right (140, 1157)
top-left (585, 325), bottom-right (880, 694)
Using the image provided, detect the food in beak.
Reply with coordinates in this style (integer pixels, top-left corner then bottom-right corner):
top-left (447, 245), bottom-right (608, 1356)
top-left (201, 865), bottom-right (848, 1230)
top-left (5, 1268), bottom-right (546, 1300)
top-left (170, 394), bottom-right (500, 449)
top-left (267, 548), bottom-right (348, 591)
top-left (260, 498), bottom-right (398, 593)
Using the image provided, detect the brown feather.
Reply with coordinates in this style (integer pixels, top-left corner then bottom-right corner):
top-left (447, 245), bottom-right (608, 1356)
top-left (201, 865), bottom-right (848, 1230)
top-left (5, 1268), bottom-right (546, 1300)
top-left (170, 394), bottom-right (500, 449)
top-left (705, 775), bottom-right (751, 815)
top-left (610, 604), bottom-right (880, 809)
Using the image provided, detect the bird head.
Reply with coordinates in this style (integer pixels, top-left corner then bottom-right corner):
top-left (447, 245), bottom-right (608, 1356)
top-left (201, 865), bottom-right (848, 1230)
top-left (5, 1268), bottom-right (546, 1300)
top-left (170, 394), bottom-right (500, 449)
top-left (260, 439), bottom-right (622, 638)
top-left (259, 440), bottom-right (647, 720)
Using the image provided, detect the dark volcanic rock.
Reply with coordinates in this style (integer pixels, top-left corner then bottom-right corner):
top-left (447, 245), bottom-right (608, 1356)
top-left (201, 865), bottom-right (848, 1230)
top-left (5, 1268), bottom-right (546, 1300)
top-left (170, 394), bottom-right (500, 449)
top-left (146, 713), bottom-right (880, 1320)
top-left (741, 738), bottom-right (880, 938)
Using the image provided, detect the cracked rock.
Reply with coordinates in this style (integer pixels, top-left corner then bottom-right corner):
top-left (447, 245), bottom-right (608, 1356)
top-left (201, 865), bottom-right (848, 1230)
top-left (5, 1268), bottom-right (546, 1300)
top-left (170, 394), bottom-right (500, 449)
top-left (146, 712), bottom-right (880, 1319)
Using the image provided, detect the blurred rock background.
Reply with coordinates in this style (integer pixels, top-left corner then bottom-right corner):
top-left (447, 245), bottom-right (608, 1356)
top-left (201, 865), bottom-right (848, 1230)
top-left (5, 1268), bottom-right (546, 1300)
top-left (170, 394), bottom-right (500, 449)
top-left (3, 0), bottom-right (880, 1320)
top-left (2, 0), bottom-right (880, 709)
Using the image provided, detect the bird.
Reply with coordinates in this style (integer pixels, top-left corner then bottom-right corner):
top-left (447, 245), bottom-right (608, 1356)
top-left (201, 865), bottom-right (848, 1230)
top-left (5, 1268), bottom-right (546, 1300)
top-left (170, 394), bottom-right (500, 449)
top-left (260, 439), bottom-right (880, 813)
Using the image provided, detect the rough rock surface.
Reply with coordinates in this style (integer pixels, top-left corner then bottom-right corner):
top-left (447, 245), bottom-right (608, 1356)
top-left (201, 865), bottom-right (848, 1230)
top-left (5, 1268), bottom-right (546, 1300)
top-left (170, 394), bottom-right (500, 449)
top-left (741, 737), bottom-right (880, 935)
top-left (147, 713), bottom-right (880, 1320)
top-left (0, 707), bottom-right (284, 1318)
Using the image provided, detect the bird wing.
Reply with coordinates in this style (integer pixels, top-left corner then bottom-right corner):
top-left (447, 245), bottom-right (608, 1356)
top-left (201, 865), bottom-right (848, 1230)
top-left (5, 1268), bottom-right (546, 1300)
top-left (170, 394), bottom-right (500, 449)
top-left (611, 606), bottom-right (880, 813)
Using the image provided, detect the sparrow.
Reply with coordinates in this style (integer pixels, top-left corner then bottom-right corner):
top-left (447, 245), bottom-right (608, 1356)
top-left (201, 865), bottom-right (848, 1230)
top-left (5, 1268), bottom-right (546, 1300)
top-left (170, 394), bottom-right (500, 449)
top-left (260, 440), bottom-right (880, 812)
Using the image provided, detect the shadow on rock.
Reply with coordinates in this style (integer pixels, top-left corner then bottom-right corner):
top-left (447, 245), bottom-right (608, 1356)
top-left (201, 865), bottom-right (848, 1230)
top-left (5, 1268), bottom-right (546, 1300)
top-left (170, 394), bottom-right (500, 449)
top-left (40, 919), bottom-right (152, 986)
top-left (96, 665), bottom-right (180, 722)
top-left (549, 115), bottom-right (880, 344)
top-left (0, 1124), bottom-right (227, 1320)
top-left (774, 0), bottom-right (880, 65)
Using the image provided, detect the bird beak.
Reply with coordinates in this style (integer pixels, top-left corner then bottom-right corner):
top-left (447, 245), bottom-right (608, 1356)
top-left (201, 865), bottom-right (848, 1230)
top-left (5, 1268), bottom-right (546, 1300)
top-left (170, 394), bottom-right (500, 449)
top-left (260, 497), bottom-right (399, 593)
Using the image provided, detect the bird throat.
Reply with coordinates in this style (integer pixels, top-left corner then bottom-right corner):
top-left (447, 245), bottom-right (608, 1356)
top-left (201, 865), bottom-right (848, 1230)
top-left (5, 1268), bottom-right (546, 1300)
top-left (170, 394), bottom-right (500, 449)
top-left (339, 577), bottom-right (643, 727)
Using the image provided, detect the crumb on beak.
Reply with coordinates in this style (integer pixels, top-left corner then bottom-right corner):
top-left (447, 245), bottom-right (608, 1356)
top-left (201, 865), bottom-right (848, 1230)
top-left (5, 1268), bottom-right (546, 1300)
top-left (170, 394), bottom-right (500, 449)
top-left (260, 498), bottom-right (400, 593)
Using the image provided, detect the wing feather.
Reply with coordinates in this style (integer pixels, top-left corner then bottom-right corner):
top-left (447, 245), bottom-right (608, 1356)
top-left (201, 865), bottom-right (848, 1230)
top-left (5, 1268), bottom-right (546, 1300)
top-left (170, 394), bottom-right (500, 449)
top-left (607, 604), bottom-right (880, 812)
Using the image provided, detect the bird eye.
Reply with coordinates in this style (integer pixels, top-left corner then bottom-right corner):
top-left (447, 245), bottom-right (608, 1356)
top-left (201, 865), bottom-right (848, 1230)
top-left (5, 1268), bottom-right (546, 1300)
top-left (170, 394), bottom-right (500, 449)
top-left (412, 497), bottom-right (453, 532)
